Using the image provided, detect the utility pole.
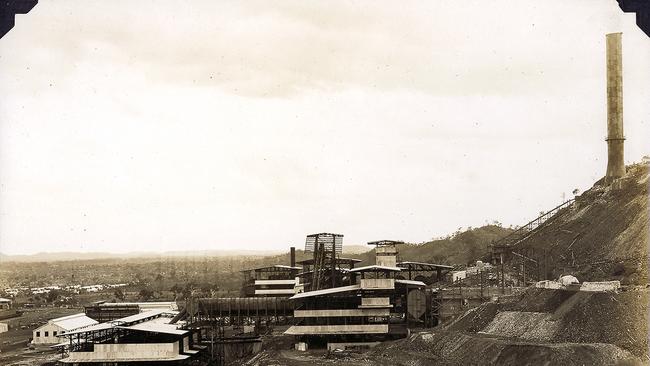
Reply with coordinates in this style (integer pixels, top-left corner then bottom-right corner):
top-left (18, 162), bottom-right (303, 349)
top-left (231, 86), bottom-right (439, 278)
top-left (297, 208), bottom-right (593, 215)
top-left (500, 253), bottom-right (505, 294)
top-left (210, 325), bottom-right (214, 361)
top-left (331, 238), bottom-right (336, 288)
top-left (544, 249), bottom-right (548, 281)
top-left (479, 268), bottom-right (483, 300)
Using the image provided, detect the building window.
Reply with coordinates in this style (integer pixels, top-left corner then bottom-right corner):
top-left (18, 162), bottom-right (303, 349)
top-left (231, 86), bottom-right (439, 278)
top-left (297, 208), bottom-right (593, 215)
top-left (44, 331), bottom-right (49, 337)
top-left (36, 331), bottom-right (40, 337)
top-left (53, 331), bottom-right (57, 336)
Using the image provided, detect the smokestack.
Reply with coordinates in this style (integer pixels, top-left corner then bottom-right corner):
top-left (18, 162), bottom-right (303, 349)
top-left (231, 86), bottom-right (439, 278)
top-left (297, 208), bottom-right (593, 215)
top-left (290, 247), bottom-right (296, 267)
top-left (605, 32), bottom-right (625, 182)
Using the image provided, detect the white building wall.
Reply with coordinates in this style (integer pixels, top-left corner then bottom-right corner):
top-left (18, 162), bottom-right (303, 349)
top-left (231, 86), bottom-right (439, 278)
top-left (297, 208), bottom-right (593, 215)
top-left (360, 297), bottom-right (391, 307)
top-left (285, 324), bottom-right (389, 335)
top-left (294, 308), bottom-right (389, 317)
top-left (33, 323), bottom-right (65, 344)
top-left (452, 271), bottom-right (467, 282)
top-left (360, 278), bottom-right (394, 290)
top-left (376, 256), bottom-right (397, 267)
top-left (66, 342), bottom-right (180, 361)
top-left (254, 289), bottom-right (295, 295)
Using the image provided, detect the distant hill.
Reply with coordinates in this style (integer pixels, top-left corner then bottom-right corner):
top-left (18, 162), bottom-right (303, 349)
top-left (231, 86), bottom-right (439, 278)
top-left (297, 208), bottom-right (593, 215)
top-left (342, 245), bottom-right (372, 254)
top-left (0, 245), bottom-right (373, 264)
top-left (0, 226), bottom-right (512, 266)
top-left (0, 249), bottom-right (285, 263)
top-left (353, 225), bottom-right (514, 266)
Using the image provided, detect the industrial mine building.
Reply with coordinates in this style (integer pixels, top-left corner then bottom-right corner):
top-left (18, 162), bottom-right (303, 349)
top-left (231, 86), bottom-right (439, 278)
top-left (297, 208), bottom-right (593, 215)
top-left (285, 235), bottom-right (451, 350)
top-left (241, 264), bottom-right (301, 297)
top-left (161, 233), bottom-right (452, 353)
top-left (55, 309), bottom-right (202, 365)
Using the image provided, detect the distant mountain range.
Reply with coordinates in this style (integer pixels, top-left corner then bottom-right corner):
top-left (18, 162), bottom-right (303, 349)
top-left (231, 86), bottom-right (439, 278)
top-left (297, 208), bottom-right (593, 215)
top-left (0, 249), bottom-right (280, 262)
top-left (0, 245), bottom-right (372, 263)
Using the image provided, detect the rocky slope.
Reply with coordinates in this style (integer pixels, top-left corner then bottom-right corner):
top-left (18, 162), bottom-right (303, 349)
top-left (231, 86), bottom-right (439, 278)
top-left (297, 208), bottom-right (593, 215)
top-left (512, 162), bottom-right (649, 284)
top-left (365, 287), bottom-right (648, 365)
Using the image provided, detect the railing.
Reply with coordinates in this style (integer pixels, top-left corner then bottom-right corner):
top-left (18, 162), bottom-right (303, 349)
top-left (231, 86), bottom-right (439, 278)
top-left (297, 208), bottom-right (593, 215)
top-left (491, 199), bottom-right (575, 248)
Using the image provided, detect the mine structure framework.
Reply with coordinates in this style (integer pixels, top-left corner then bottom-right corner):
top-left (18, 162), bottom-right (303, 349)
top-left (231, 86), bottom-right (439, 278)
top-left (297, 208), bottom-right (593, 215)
top-left (175, 297), bottom-right (293, 328)
top-left (174, 297), bottom-right (293, 365)
top-left (240, 265), bottom-right (301, 297)
top-left (396, 261), bottom-right (453, 284)
top-left (489, 198), bottom-right (575, 269)
top-left (54, 310), bottom-right (205, 365)
top-left (305, 233), bottom-right (344, 291)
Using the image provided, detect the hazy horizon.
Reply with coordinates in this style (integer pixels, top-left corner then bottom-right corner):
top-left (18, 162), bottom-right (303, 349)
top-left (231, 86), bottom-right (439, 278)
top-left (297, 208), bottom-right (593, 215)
top-left (0, 243), bottom-right (375, 262)
top-left (1, 1), bottom-right (649, 256)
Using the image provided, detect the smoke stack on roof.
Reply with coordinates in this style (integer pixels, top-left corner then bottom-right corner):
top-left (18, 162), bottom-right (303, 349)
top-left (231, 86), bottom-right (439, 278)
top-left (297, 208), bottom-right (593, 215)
top-left (290, 247), bottom-right (296, 268)
top-left (605, 32), bottom-right (626, 183)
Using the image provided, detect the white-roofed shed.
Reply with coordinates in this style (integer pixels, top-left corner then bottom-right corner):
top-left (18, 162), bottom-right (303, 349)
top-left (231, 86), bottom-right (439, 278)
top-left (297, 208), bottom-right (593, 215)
top-left (33, 313), bottom-right (98, 345)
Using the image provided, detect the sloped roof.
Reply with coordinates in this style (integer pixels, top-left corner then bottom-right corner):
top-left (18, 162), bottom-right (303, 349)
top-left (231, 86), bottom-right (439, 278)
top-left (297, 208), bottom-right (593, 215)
top-left (395, 279), bottom-right (427, 287)
top-left (93, 301), bottom-right (177, 310)
top-left (297, 257), bottom-right (362, 265)
top-left (113, 309), bottom-right (168, 323)
top-left (58, 322), bottom-right (114, 336)
top-left (349, 265), bottom-right (401, 272)
top-left (397, 261), bottom-right (454, 270)
top-left (290, 284), bottom-right (361, 299)
top-left (58, 310), bottom-right (179, 337)
top-left (242, 265), bottom-right (302, 272)
top-left (297, 268), bottom-right (350, 276)
top-left (50, 313), bottom-right (98, 331)
top-left (117, 322), bottom-right (187, 335)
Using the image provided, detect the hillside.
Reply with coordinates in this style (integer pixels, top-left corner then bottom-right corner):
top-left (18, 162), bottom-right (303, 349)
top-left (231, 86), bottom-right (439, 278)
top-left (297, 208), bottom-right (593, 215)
top-left (513, 162), bottom-right (649, 284)
top-left (353, 225), bottom-right (514, 266)
top-left (209, 225), bottom-right (513, 275)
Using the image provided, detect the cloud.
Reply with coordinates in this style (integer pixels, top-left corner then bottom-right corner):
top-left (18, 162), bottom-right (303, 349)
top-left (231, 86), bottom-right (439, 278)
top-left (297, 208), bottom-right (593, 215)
top-left (5, 0), bottom-right (647, 98)
top-left (0, 1), bottom-right (649, 254)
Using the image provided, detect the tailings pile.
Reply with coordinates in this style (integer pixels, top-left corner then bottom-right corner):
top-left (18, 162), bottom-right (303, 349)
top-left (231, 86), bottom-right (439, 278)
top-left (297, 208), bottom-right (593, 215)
top-left (366, 287), bottom-right (648, 365)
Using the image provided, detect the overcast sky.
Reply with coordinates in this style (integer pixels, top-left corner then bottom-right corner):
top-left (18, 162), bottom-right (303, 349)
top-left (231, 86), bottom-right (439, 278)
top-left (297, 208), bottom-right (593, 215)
top-left (0, 1), bottom-right (648, 255)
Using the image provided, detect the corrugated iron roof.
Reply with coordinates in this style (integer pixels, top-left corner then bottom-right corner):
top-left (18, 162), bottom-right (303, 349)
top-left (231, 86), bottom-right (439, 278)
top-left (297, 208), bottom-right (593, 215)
top-left (349, 265), bottom-right (401, 272)
top-left (395, 279), bottom-right (427, 287)
top-left (397, 261), bottom-right (454, 270)
top-left (290, 284), bottom-right (361, 299)
top-left (58, 322), bottom-right (114, 336)
top-left (116, 322), bottom-right (187, 335)
top-left (49, 313), bottom-right (98, 331)
top-left (113, 309), bottom-right (168, 323)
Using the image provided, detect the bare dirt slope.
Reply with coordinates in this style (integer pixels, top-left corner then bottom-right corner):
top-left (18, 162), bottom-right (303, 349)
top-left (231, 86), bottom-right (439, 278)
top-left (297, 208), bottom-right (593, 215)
top-left (514, 162), bottom-right (649, 284)
top-left (368, 332), bottom-right (641, 366)
top-left (447, 287), bottom-right (649, 357)
top-left (364, 287), bottom-right (648, 365)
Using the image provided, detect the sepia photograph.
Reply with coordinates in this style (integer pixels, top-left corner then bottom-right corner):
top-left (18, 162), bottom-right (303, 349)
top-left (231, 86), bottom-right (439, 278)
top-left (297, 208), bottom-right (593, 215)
top-left (0, 1), bottom-right (649, 365)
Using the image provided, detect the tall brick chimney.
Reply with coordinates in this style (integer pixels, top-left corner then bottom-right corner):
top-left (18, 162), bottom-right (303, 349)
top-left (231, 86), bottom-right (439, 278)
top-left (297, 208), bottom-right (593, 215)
top-left (605, 32), bottom-right (626, 183)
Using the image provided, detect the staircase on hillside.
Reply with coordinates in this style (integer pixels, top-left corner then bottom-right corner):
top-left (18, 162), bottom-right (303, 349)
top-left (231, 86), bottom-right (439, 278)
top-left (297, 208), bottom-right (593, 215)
top-left (489, 199), bottom-right (575, 264)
